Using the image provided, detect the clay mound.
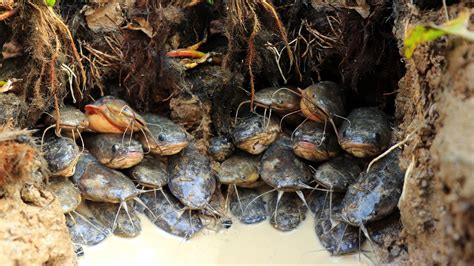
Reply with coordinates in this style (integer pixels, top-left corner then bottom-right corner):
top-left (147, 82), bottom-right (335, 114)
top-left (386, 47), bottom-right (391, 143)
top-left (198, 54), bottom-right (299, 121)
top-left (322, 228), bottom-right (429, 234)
top-left (0, 127), bottom-right (75, 265)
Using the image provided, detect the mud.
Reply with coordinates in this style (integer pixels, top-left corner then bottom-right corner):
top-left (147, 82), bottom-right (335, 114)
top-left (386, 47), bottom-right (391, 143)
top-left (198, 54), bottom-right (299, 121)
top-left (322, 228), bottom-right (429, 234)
top-left (394, 2), bottom-right (474, 264)
top-left (0, 129), bottom-right (75, 265)
top-left (79, 212), bottom-right (368, 265)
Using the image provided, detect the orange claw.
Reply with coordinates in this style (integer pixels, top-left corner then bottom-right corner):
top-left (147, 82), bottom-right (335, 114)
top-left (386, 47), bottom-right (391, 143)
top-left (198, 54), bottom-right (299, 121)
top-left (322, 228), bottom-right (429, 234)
top-left (0, 8), bottom-right (18, 21)
top-left (85, 96), bottom-right (146, 134)
top-left (184, 0), bottom-right (205, 8)
top-left (166, 49), bottom-right (206, 59)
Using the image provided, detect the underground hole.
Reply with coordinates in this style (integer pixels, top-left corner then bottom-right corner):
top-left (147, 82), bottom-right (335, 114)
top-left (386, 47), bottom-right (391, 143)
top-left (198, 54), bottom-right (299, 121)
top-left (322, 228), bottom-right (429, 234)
top-left (1, 1), bottom-right (473, 265)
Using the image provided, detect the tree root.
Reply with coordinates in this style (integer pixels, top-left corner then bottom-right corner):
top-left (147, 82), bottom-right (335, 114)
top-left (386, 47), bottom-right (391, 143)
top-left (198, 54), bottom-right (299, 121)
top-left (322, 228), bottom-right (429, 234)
top-left (6, 0), bottom-right (87, 124)
top-left (0, 7), bottom-right (18, 21)
top-left (227, 0), bottom-right (296, 110)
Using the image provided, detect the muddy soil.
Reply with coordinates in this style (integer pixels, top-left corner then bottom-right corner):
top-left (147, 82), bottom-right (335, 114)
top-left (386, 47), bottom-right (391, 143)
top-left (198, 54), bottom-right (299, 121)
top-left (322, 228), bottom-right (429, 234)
top-left (394, 1), bottom-right (474, 264)
top-left (0, 129), bottom-right (75, 265)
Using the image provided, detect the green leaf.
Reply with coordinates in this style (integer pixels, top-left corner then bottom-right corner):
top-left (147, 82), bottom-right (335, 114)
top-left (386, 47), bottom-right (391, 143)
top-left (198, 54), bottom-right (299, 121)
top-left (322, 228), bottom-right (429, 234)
top-left (0, 80), bottom-right (6, 87)
top-left (206, 0), bottom-right (214, 5)
top-left (432, 10), bottom-right (474, 41)
top-left (404, 26), bottom-right (445, 59)
top-left (404, 9), bottom-right (474, 59)
top-left (45, 0), bottom-right (56, 7)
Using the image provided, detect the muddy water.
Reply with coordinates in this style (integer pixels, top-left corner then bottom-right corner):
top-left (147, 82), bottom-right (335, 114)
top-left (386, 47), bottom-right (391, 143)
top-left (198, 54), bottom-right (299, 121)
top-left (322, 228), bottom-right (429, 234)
top-left (79, 212), bottom-right (368, 265)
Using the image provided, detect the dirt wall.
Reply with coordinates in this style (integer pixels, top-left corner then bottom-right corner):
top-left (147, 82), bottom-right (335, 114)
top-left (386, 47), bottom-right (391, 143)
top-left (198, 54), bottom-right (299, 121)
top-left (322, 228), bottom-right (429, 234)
top-left (0, 130), bottom-right (76, 265)
top-left (394, 2), bottom-right (474, 264)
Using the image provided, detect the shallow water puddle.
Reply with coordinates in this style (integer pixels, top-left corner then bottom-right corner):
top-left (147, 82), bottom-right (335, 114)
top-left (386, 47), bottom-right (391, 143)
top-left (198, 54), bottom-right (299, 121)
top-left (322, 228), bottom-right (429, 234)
top-left (79, 212), bottom-right (368, 265)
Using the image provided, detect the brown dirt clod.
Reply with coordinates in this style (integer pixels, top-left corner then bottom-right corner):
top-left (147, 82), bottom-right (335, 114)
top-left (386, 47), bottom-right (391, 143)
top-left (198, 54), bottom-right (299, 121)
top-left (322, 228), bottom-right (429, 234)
top-left (395, 3), bottom-right (474, 264)
top-left (0, 128), bottom-right (75, 265)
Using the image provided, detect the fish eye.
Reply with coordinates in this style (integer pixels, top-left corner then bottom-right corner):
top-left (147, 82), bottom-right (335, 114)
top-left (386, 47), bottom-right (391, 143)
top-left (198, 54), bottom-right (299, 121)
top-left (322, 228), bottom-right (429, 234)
top-left (111, 144), bottom-right (119, 153)
top-left (374, 132), bottom-right (381, 142)
top-left (158, 134), bottom-right (166, 141)
top-left (256, 121), bottom-right (263, 128)
top-left (312, 94), bottom-right (317, 98)
top-left (342, 128), bottom-right (350, 138)
top-left (223, 221), bottom-right (232, 229)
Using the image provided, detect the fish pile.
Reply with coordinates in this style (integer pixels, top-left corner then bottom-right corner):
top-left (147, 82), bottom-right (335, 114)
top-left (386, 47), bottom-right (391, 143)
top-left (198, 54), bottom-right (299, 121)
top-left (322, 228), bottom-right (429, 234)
top-left (41, 82), bottom-right (406, 258)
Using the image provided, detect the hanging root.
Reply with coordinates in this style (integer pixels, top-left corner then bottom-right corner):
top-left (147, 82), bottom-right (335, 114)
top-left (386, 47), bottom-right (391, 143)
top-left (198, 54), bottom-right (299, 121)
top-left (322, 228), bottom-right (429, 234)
top-left (259, 0), bottom-right (298, 78)
top-left (0, 8), bottom-right (18, 21)
top-left (11, 1), bottom-right (87, 122)
top-left (246, 3), bottom-right (260, 111)
top-left (50, 34), bottom-right (62, 136)
top-left (229, 0), bottom-right (296, 109)
top-left (61, 63), bottom-right (79, 103)
top-left (47, 7), bottom-right (86, 92)
top-left (399, 155), bottom-right (415, 205)
top-left (81, 36), bottom-right (122, 96)
top-left (366, 130), bottom-right (417, 172)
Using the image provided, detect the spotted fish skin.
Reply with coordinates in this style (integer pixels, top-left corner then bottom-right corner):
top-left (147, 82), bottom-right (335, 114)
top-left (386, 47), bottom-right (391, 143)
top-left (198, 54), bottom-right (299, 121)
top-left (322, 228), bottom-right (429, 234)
top-left (341, 149), bottom-right (404, 226)
top-left (138, 190), bottom-right (203, 239)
